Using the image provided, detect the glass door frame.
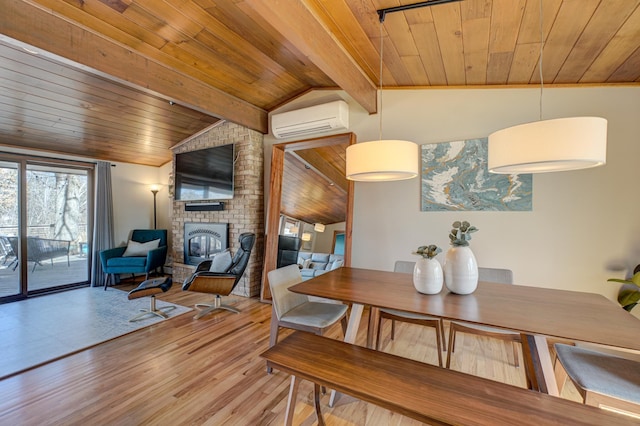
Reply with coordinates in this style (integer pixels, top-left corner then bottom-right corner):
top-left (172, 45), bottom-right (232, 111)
top-left (0, 152), bottom-right (95, 303)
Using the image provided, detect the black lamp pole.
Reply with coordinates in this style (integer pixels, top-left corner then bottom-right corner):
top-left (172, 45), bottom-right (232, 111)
top-left (151, 189), bottom-right (158, 229)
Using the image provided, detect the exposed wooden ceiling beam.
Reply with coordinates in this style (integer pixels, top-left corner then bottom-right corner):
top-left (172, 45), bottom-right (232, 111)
top-left (2, 0), bottom-right (268, 134)
top-left (244, 0), bottom-right (378, 114)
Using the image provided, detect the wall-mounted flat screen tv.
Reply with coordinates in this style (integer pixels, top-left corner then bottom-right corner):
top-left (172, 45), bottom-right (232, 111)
top-left (174, 144), bottom-right (235, 201)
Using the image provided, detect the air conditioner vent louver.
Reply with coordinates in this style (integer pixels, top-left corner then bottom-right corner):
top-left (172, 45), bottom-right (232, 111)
top-left (271, 100), bottom-right (349, 139)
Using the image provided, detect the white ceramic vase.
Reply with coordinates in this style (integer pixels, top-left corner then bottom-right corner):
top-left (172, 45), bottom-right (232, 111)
top-left (413, 257), bottom-right (444, 294)
top-left (443, 246), bottom-right (478, 295)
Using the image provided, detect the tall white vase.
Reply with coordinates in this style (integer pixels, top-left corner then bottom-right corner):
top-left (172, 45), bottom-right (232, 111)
top-left (413, 257), bottom-right (443, 294)
top-left (443, 246), bottom-right (478, 295)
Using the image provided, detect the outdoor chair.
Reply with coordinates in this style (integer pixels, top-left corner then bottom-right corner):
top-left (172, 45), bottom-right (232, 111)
top-left (1, 236), bottom-right (18, 269)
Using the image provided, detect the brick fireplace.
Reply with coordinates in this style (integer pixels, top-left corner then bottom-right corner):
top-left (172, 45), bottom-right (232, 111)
top-left (170, 121), bottom-right (264, 297)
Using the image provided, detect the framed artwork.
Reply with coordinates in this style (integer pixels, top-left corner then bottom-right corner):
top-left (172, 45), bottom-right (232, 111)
top-left (420, 138), bottom-right (532, 211)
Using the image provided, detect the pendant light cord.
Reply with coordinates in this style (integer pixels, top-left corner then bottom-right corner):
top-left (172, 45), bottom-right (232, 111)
top-left (538, 0), bottom-right (544, 121)
top-left (378, 20), bottom-right (384, 141)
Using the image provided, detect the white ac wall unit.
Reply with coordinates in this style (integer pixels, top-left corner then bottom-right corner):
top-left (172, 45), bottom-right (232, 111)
top-left (271, 100), bottom-right (349, 139)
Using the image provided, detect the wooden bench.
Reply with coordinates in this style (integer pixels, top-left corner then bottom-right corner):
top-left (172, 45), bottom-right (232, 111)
top-left (261, 331), bottom-right (637, 426)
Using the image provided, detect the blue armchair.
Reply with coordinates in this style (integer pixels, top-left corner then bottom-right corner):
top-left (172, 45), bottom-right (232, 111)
top-left (100, 229), bottom-right (168, 290)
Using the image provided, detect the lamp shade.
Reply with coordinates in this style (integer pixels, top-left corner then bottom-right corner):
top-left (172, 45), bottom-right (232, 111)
top-left (301, 232), bottom-right (312, 242)
top-left (314, 223), bottom-right (325, 233)
top-left (488, 117), bottom-right (607, 174)
top-left (346, 140), bottom-right (419, 181)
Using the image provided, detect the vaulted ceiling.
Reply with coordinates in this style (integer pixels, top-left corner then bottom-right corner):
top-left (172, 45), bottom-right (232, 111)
top-left (1, 0), bottom-right (638, 167)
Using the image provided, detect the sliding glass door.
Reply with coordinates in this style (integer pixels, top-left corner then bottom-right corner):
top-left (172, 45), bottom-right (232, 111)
top-left (0, 156), bottom-right (93, 302)
top-left (26, 164), bottom-right (89, 293)
top-left (0, 162), bottom-right (19, 299)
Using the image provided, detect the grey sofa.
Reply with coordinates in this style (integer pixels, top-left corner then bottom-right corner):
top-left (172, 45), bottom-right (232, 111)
top-left (298, 252), bottom-right (344, 281)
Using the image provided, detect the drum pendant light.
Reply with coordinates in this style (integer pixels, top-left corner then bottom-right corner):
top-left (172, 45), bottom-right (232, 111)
top-left (488, 0), bottom-right (607, 174)
top-left (345, 12), bottom-right (418, 182)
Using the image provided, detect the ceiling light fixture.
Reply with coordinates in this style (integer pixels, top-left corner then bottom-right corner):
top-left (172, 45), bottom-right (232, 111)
top-left (488, 0), bottom-right (607, 174)
top-left (344, 13), bottom-right (417, 180)
top-left (346, 0), bottom-right (463, 182)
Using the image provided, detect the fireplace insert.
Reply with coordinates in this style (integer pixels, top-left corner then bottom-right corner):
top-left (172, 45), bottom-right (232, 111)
top-left (184, 222), bottom-right (228, 266)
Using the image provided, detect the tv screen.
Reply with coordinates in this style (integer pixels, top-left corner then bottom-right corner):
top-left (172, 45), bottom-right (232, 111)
top-left (175, 144), bottom-right (235, 201)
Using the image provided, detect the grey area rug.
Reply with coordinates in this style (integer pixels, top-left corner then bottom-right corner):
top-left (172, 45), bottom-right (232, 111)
top-left (0, 286), bottom-right (191, 379)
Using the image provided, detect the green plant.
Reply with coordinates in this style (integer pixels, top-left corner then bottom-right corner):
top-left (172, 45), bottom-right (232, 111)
top-left (414, 244), bottom-right (441, 259)
top-left (448, 220), bottom-right (478, 247)
top-left (608, 272), bottom-right (640, 312)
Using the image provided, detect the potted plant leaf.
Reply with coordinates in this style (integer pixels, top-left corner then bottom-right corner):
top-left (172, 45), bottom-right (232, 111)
top-left (608, 268), bottom-right (640, 312)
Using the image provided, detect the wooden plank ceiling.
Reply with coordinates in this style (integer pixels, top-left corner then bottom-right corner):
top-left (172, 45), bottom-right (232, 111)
top-left (282, 141), bottom-right (349, 225)
top-left (0, 0), bottom-right (639, 223)
top-left (0, 39), bottom-right (220, 166)
top-left (0, 0), bottom-right (638, 167)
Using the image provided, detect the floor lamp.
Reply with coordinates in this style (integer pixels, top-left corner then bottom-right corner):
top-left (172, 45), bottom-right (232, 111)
top-left (150, 185), bottom-right (159, 229)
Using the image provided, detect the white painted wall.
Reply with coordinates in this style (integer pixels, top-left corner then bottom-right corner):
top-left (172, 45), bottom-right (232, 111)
top-left (264, 86), bottom-right (640, 307)
top-left (110, 162), bottom-right (170, 247)
top-left (314, 222), bottom-right (346, 254)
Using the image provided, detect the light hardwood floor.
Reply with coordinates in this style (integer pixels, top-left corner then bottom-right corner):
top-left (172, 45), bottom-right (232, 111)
top-left (0, 282), bottom-right (581, 425)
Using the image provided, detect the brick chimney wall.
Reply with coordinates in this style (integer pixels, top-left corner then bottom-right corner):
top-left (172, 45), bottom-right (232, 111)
top-left (170, 121), bottom-right (264, 297)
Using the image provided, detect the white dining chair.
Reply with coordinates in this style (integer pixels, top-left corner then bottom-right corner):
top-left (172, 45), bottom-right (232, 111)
top-left (376, 260), bottom-right (444, 366)
top-left (267, 264), bottom-right (348, 373)
top-left (446, 267), bottom-right (521, 369)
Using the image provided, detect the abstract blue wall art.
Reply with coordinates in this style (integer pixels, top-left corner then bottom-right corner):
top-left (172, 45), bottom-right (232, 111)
top-left (420, 138), bottom-right (532, 211)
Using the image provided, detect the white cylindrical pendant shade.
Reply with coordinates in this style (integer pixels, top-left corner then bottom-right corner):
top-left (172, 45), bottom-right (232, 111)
top-left (488, 117), bottom-right (607, 174)
top-left (346, 140), bottom-right (419, 181)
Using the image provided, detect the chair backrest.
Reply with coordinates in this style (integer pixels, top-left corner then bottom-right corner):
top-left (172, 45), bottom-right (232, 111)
top-left (268, 264), bottom-right (308, 320)
top-left (277, 235), bottom-right (301, 268)
top-left (228, 233), bottom-right (256, 284)
top-left (131, 229), bottom-right (167, 247)
top-left (394, 260), bottom-right (415, 274)
top-left (7, 236), bottom-right (18, 255)
top-left (478, 267), bottom-right (513, 284)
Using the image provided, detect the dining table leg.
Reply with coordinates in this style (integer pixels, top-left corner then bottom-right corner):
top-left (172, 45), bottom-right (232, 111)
top-left (329, 303), bottom-right (365, 407)
top-left (521, 334), bottom-right (559, 396)
top-left (367, 306), bottom-right (380, 349)
top-left (343, 303), bottom-right (364, 343)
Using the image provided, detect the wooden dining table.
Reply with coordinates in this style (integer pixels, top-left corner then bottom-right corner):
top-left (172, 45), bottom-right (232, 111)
top-left (290, 266), bottom-right (640, 402)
